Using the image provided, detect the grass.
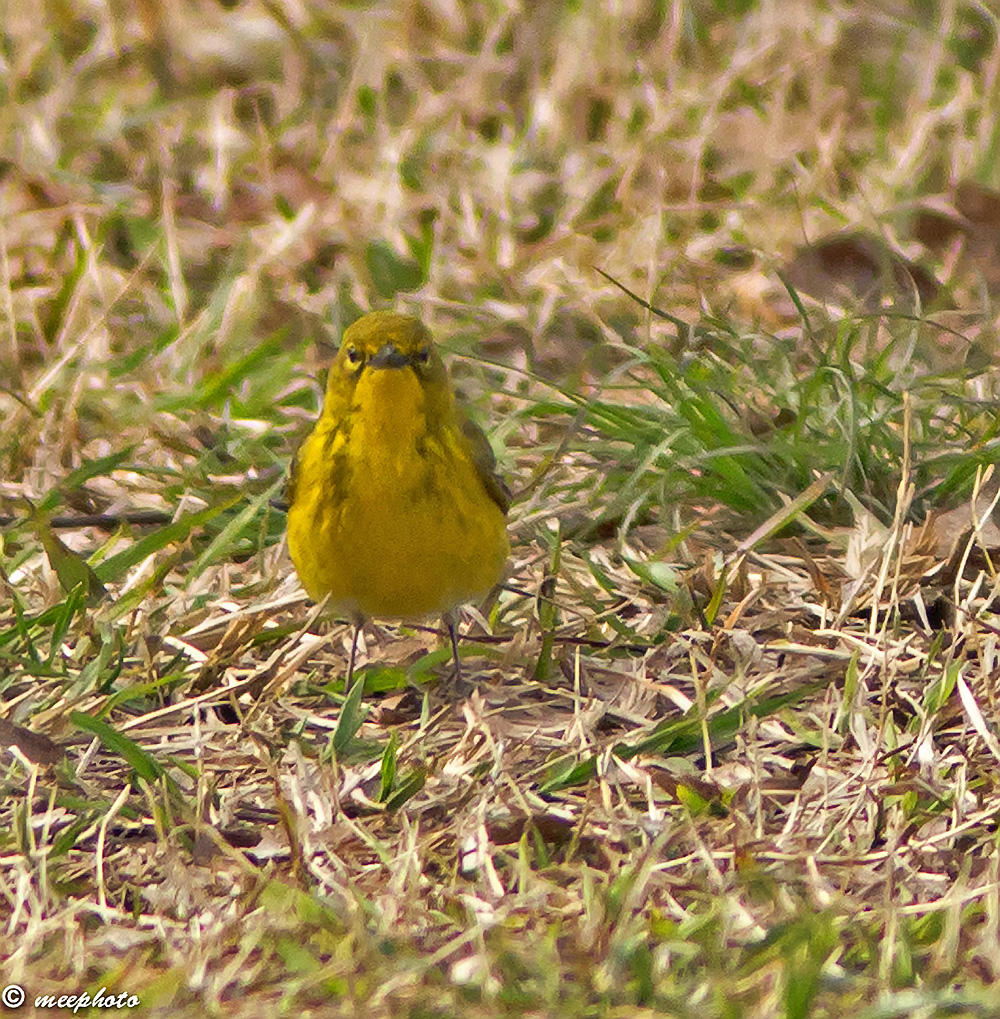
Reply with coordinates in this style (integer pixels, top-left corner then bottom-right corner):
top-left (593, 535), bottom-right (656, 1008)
top-left (4, 1), bottom-right (1000, 1016)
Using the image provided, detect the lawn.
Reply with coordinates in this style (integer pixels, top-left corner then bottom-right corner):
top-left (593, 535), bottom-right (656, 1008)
top-left (3, 1), bottom-right (1000, 1016)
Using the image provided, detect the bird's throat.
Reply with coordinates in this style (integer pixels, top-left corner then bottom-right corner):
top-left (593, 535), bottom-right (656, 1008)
top-left (351, 368), bottom-right (428, 470)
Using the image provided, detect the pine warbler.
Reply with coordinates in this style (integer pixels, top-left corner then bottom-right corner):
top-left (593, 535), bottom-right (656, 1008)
top-left (287, 311), bottom-right (510, 680)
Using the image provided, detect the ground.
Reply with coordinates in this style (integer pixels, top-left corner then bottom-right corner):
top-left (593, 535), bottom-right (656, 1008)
top-left (3, 2), bottom-right (1000, 1016)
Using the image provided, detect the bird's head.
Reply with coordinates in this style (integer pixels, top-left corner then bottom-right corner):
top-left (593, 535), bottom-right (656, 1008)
top-left (325, 311), bottom-right (452, 420)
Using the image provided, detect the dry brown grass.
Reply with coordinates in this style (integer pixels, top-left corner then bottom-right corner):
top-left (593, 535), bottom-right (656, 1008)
top-left (3, 1), bottom-right (1000, 1016)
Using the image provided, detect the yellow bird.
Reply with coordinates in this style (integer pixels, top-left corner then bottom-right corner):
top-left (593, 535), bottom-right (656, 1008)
top-left (287, 311), bottom-right (510, 682)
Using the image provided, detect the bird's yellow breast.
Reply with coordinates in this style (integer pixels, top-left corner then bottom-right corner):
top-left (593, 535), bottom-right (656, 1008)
top-left (287, 365), bottom-right (508, 620)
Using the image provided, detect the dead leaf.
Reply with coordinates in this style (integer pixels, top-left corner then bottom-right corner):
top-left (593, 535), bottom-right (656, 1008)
top-left (784, 229), bottom-right (941, 309)
top-left (0, 718), bottom-right (64, 765)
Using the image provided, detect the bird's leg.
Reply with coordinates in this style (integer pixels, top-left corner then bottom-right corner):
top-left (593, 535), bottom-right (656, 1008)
top-left (444, 609), bottom-right (462, 682)
top-left (346, 618), bottom-right (363, 686)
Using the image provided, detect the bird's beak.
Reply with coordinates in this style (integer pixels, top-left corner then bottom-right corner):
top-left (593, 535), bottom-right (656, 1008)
top-left (369, 343), bottom-right (410, 370)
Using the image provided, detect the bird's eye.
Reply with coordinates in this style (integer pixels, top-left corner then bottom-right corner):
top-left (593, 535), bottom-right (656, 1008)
top-left (414, 347), bottom-right (431, 366)
top-left (345, 346), bottom-right (363, 367)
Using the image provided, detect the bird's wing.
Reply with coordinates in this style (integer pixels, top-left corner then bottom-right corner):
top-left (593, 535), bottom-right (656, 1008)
top-left (284, 448), bottom-right (300, 510)
top-left (460, 415), bottom-right (511, 514)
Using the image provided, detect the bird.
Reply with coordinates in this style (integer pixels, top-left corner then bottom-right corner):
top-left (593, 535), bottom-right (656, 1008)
top-left (286, 310), bottom-right (510, 685)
